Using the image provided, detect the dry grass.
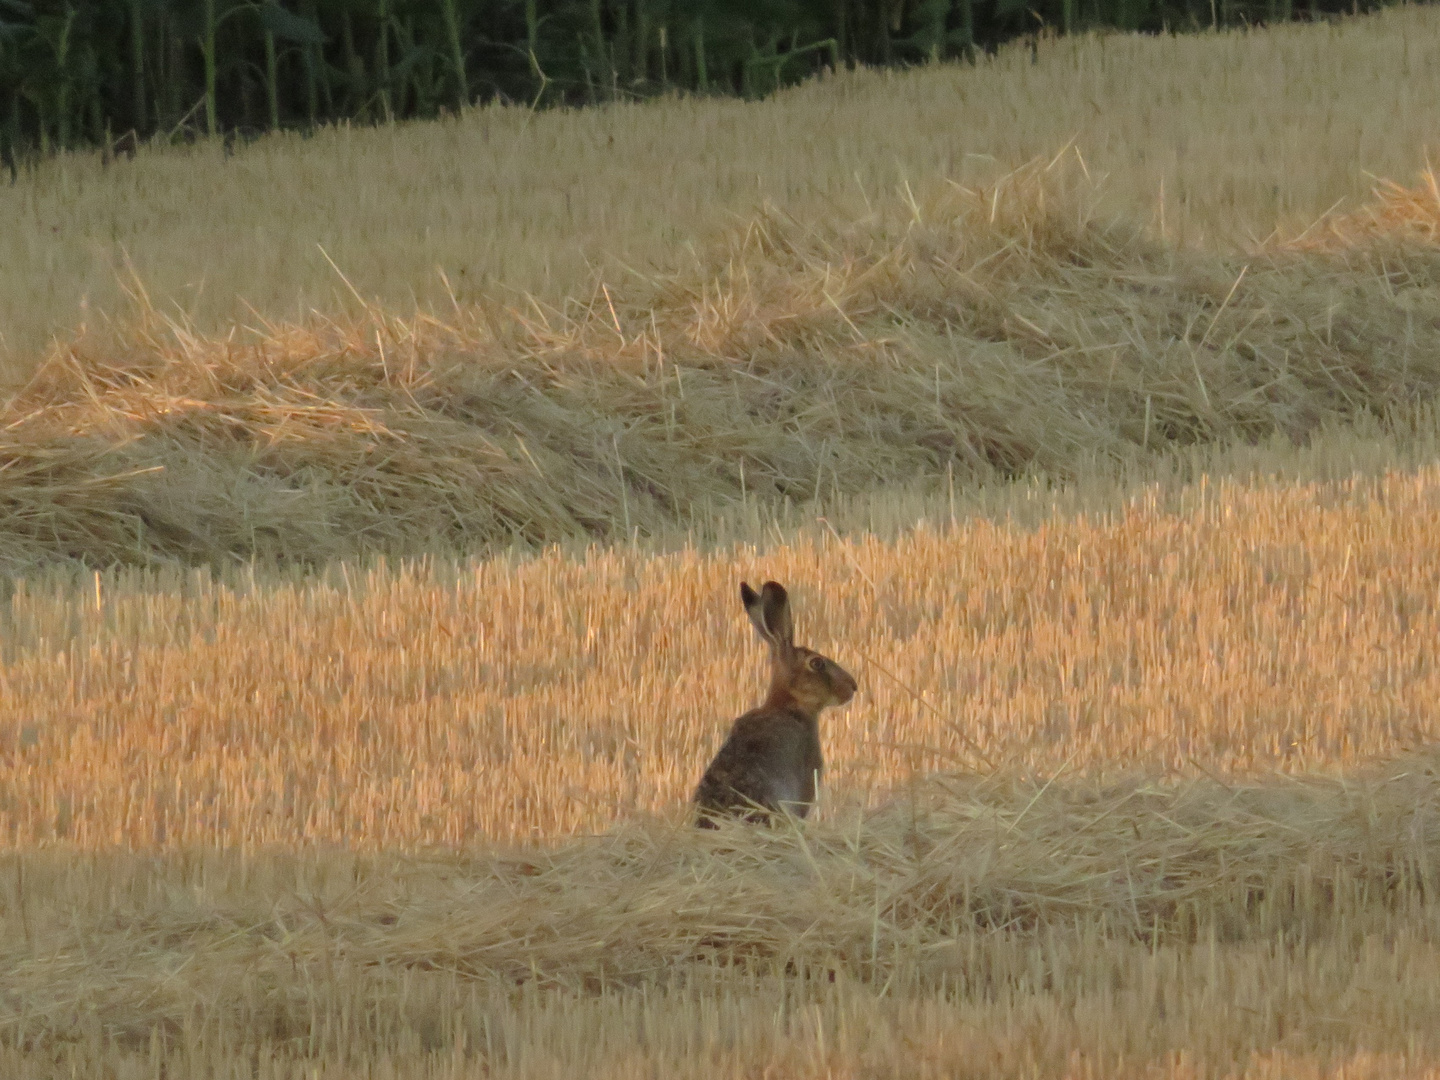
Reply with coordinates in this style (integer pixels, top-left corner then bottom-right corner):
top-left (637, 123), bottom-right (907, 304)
top-left (5, 10), bottom-right (1440, 1073)
top-left (3, 5), bottom-right (1439, 371)
top-left (3, 157), bottom-right (1440, 571)
top-left (6, 460), bottom-right (1440, 851)
top-left (3, 757), bottom-right (1438, 1077)
top-left (5, 464), bottom-right (1440, 1073)
top-left (9, 401), bottom-right (1440, 1074)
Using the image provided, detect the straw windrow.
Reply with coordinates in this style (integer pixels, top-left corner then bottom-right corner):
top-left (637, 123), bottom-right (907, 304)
top-left (3, 158), bottom-right (1439, 572)
top-left (3, 758), bottom-right (1438, 1075)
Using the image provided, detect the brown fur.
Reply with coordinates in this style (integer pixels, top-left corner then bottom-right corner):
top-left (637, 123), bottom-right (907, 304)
top-left (694, 581), bottom-right (857, 827)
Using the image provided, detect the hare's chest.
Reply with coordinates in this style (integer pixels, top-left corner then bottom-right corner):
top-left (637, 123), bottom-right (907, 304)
top-left (772, 716), bottom-right (823, 793)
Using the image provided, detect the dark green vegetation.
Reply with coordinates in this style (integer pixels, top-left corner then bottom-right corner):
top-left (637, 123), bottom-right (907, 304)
top-left (0, 0), bottom-right (1409, 162)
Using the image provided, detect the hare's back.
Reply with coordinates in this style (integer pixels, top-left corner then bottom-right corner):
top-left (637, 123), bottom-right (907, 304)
top-left (695, 708), bottom-right (821, 814)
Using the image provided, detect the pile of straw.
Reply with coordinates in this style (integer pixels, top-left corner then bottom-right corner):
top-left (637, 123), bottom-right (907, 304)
top-left (3, 157), bottom-right (1439, 570)
top-left (4, 750), bottom-right (1437, 1057)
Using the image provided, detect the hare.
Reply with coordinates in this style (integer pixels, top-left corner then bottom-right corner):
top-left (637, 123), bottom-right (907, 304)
top-left (694, 581), bottom-right (858, 827)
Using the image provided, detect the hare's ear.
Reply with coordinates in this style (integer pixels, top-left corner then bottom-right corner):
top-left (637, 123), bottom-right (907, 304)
top-left (743, 580), bottom-right (794, 656)
top-left (760, 582), bottom-right (794, 650)
top-left (741, 582), bottom-right (768, 641)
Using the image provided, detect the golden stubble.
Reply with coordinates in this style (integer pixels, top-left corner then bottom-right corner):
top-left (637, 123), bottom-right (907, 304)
top-left (4, 468), bottom-right (1440, 1076)
top-left (4, 466), bottom-right (1439, 851)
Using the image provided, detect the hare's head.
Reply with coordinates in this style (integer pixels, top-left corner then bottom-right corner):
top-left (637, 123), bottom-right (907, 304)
top-left (741, 581), bottom-right (857, 714)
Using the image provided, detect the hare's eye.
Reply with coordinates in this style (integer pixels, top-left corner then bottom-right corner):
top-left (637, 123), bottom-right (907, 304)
top-left (808, 656), bottom-right (826, 673)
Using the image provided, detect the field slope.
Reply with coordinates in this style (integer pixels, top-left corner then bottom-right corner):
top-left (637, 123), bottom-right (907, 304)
top-left (4, 8), bottom-right (1440, 1079)
top-left (3, 5), bottom-right (1439, 368)
top-left (5, 457), bottom-right (1440, 1075)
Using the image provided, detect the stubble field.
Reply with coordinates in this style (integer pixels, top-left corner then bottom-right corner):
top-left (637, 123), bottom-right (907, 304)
top-left (4, 5), bottom-right (1440, 373)
top-left (5, 448), bottom-right (1440, 1077)
top-left (4, 7), bottom-right (1440, 1079)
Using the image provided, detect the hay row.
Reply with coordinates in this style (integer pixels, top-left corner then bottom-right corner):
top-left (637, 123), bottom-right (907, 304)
top-left (3, 159), bottom-right (1439, 571)
top-left (3, 757), bottom-right (1437, 1074)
